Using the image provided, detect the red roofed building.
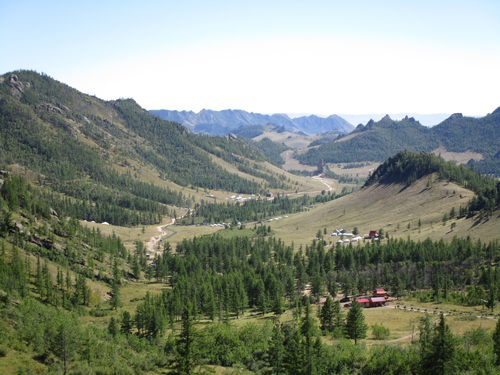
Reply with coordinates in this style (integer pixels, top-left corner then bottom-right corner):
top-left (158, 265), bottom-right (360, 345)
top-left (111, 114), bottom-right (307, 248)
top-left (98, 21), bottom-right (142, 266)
top-left (372, 288), bottom-right (388, 298)
top-left (356, 298), bottom-right (370, 308)
top-left (368, 230), bottom-right (378, 239)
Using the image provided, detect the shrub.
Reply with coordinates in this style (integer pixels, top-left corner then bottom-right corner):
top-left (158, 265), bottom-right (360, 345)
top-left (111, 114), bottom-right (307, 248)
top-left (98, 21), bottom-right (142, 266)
top-left (372, 324), bottom-right (391, 340)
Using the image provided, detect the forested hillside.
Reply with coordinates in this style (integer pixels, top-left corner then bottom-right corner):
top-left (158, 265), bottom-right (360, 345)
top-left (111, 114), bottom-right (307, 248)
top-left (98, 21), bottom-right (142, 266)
top-left (432, 109), bottom-right (500, 175)
top-left (243, 137), bottom-right (291, 165)
top-left (297, 115), bottom-right (438, 164)
top-left (0, 70), bottom-right (297, 226)
top-left (297, 111), bottom-right (500, 175)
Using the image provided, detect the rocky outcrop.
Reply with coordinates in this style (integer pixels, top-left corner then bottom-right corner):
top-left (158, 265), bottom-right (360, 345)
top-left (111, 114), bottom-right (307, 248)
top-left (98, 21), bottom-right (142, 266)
top-left (449, 113), bottom-right (463, 120)
top-left (9, 74), bottom-right (26, 98)
top-left (35, 103), bottom-right (64, 115)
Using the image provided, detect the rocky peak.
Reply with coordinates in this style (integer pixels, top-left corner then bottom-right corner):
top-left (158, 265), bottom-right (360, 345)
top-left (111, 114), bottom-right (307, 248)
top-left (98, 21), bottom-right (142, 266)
top-left (449, 113), bottom-right (463, 121)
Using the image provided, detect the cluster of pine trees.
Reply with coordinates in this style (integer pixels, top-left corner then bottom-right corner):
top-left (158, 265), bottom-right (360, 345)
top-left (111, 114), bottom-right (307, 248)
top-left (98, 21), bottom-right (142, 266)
top-left (180, 191), bottom-right (345, 225)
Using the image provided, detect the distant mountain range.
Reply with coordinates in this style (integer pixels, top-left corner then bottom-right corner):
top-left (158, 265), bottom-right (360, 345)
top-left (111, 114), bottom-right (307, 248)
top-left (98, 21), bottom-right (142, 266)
top-left (339, 113), bottom-right (452, 127)
top-left (149, 109), bottom-right (354, 135)
top-left (287, 113), bottom-right (453, 127)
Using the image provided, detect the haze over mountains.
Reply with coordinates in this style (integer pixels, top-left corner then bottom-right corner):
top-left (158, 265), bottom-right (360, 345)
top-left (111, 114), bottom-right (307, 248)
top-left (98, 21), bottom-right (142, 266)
top-left (150, 109), bottom-right (354, 135)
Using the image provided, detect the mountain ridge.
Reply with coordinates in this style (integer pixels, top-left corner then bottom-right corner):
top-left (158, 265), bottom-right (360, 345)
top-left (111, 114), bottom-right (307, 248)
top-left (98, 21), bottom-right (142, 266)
top-left (297, 110), bottom-right (500, 175)
top-left (150, 108), bottom-right (354, 135)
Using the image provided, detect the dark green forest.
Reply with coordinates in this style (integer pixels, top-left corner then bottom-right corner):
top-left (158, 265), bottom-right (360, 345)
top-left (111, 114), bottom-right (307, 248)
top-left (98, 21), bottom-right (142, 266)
top-left (176, 188), bottom-right (353, 225)
top-left (242, 137), bottom-right (291, 165)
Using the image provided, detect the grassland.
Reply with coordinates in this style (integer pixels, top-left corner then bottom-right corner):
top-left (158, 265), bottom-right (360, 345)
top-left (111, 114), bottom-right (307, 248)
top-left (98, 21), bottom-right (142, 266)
top-left (268, 174), bottom-right (500, 248)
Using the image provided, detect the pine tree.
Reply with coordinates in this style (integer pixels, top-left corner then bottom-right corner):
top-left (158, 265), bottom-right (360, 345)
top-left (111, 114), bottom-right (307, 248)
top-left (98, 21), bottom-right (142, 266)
top-left (390, 273), bottom-right (403, 298)
top-left (345, 300), bottom-right (368, 344)
top-left (53, 311), bottom-right (81, 375)
top-left (319, 295), bottom-right (335, 333)
top-left (421, 313), bottom-right (456, 375)
top-left (108, 317), bottom-right (118, 338)
top-left (121, 310), bottom-right (133, 334)
top-left (110, 280), bottom-right (121, 310)
top-left (168, 301), bottom-right (213, 374)
top-left (132, 255), bottom-right (141, 279)
top-left (493, 318), bottom-right (500, 366)
top-left (267, 323), bottom-right (286, 375)
top-left (35, 255), bottom-right (43, 297)
top-left (332, 300), bottom-right (345, 336)
top-left (283, 328), bottom-right (303, 375)
top-left (487, 286), bottom-right (496, 312)
top-left (300, 300), bottom-right (318, 375)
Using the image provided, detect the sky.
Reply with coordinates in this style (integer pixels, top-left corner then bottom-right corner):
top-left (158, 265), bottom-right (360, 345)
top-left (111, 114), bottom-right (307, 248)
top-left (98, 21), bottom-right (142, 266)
top-left (1, 0), bottom-right (499, 116)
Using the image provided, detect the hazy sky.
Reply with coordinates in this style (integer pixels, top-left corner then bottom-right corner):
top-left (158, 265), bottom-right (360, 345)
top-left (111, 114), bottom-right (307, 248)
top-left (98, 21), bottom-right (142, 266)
top-left (1, 0), bottom-right (499, 116)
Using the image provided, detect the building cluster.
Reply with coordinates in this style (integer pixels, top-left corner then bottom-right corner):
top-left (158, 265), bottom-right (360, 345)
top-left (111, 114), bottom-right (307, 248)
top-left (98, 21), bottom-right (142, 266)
top-left (331, 229), bottom-right (379, 244)
top-left (355, 288), bottom-right (389, 308)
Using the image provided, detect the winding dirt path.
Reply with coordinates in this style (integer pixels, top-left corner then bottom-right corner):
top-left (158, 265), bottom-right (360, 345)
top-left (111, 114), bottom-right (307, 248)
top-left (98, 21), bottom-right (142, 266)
top-left (285, 174), bottom-right (335, 197)
top-left (146, 217), bottom-right (175, 254)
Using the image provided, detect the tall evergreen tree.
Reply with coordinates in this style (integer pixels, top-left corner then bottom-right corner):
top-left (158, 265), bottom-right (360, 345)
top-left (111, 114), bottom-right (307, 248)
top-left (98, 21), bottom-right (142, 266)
top-left (493, 318), bottom-right (500, 366)
top-left (267, 323), bottom-right (286, 375)
top-left (421, 313), bottom-right (456, 375)
top-left (319, 295), bottom-right (335, 333)
top-left (121, 311), bottom-right (133, 335)
top-left (345, 300), bottom-right (368, 344)
top-left (283, 327), bottom-right (303, 375)
top-left (168, 301), bottom-right (213, 374)
top-left (110, 280), bottom-right (121, 310)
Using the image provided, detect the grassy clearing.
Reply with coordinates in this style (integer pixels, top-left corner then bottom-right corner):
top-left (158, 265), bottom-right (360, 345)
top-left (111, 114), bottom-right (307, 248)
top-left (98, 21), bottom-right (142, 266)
top-left (431, 146), bottom-right (484, 165)
top-left (281, 150), bottom-right (317, 172)
top-left (328, 162), bottom-right (380, 179)
top-left (254, 131), bottom-right (317, 149)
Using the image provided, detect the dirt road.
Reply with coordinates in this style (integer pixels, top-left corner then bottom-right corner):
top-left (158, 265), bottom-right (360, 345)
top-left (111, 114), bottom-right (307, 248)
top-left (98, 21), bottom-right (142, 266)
top-left (146, 217), bottom-right (175, 254)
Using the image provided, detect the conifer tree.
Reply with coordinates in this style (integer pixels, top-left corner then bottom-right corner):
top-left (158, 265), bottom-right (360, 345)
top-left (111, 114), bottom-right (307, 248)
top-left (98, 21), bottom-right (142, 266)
top-left (300, 300), bottom-right (318, 375)
top-left (421, 313), bottom-right (456, 375)
top-left (108, 317), bottom-right (118, 338)
top-left (487, 286), bottom-right (496, 312)
top-left (35, 255), bottom-right (43, 297)
top-left (110, 280), bottom-right (121, 310)
top-left (168, 301), bottom-right (213, 374)
top-left (121, 310), bottom-right (133, 335)
top-left (319, 295), bottom-right (335, 333)
top-left (267, 323), bottom-right (286, 375)
top-left (345, 300), bottom-right (368, 344)
top-left (493, 318), bottom-right (500, 366)
top-left (283, 328), bottom-right (303, 375)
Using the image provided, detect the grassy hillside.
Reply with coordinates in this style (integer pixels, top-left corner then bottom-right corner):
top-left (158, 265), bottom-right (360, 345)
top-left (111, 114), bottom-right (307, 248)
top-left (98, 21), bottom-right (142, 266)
top-left (271, 153), bottom-right (499, 248)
